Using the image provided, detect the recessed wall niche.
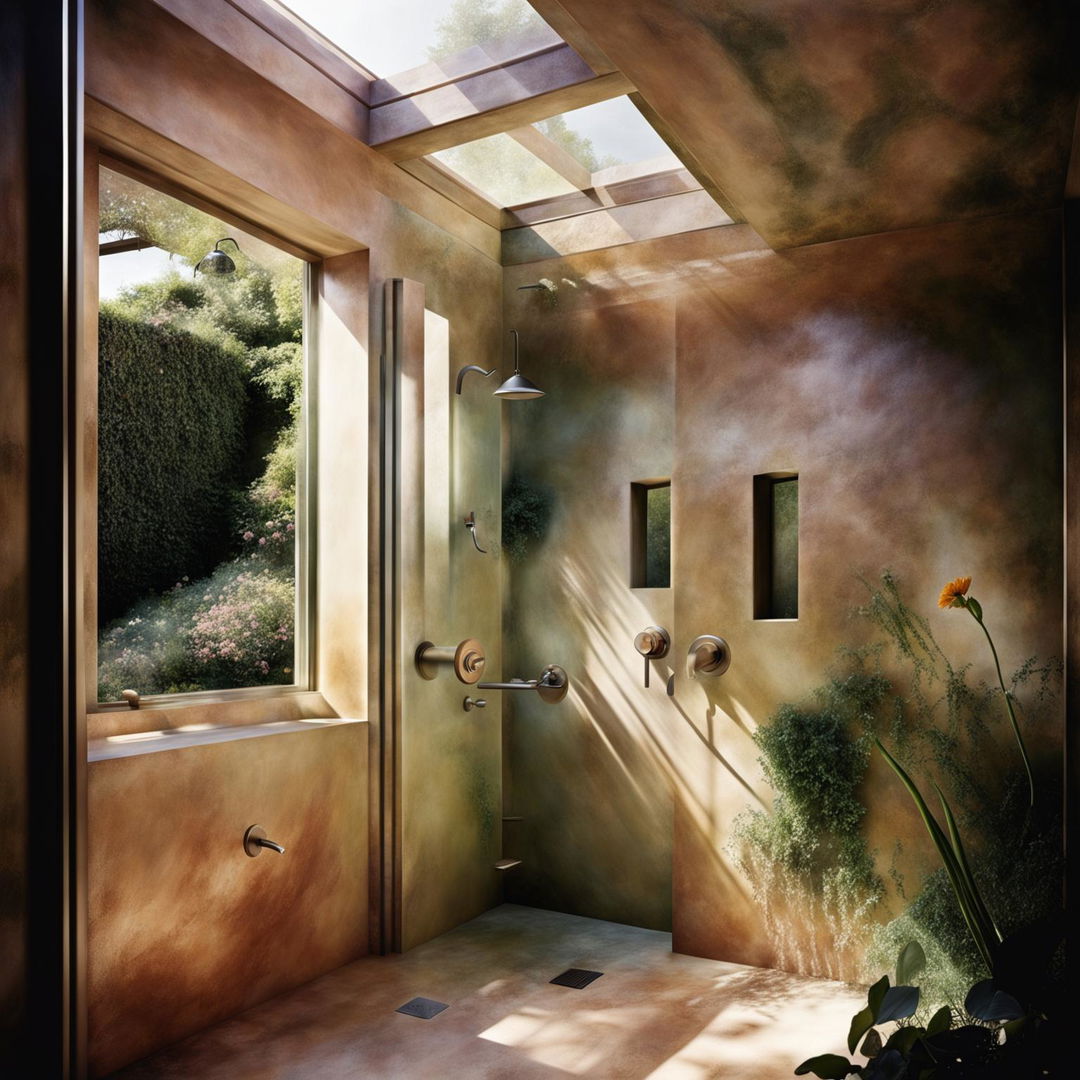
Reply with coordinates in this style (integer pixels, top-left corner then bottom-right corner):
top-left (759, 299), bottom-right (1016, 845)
top-left (630, 480), bottom-right (671, 588)
top-left (753, 473), bottom-right (799, 619)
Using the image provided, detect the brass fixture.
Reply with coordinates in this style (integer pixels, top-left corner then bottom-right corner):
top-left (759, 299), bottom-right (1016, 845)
top-left (687, 635), bottom-right (731, 678)
top-left (243, 824), bottom-right (285, 857)
top-left (494, 329), bottom-right (545, 399)
top-left (464, 511), bottom-right (487, 553)
top-left (634, 625), bottom-right (671, 688)
top-left (463, 696), bottom-right (487, 711)
top-left (415, 638), bottom-right (487, 684)
top-left (478, 664), bottom-right (569, 704)
top-left (455, 364), bottom-right (496, 395)
top-left (121, 689), bottom-right (141, 709)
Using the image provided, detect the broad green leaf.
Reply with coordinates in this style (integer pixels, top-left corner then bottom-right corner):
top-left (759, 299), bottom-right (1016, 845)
top-left (896, 940), bottom-right (926, 986)
top-left (884, 1025), bottom-right (924, 1054)
top-left (868, 974), bottom-right (889, 1018)
top-left (794, 1053), bottom-right (857, 1078)
top-left (860, 1027), bottom-right (882, 1058)
top-left (964, 979), bottom-right (1025, 1021)
top-left (926, 1006), bottom-right (952, 1037)
top-left (876, 985), bottom-right (919, 1023)
top-left (848, 1005), bottom-right (874, 1055)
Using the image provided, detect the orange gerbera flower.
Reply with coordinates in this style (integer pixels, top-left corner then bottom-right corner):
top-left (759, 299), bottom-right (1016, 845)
top-left (938, 576), bottom-right (972, 609)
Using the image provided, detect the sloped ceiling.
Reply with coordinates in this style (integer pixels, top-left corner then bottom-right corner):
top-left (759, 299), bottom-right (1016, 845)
top-left (544, 0), bottom-right (1079, 248)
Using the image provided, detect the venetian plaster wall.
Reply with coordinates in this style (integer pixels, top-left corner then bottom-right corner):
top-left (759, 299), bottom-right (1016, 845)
top-left (82, 0), bottom-right (505, 1068)
top-left (86, 724), bottom-right (368, 1078)
top-left (503, 211), bottom-right (1064, 975)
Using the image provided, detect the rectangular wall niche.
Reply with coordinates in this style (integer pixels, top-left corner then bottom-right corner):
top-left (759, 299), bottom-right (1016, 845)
top-left (630, 480), bottom-right (671, 588)
top-left (754, 473), bottom-right (799, 619)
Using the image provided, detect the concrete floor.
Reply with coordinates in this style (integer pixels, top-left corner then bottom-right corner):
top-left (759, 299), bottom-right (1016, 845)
top-left (113, 904), bottom-right (865, 1079)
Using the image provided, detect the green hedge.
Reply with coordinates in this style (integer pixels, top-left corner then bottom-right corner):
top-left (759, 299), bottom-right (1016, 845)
top-left (98, 311), bottom-right (248, 622)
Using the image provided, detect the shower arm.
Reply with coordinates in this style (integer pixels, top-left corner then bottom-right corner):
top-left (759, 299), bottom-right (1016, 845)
top-left (509, 328), bottom-right (521, 375)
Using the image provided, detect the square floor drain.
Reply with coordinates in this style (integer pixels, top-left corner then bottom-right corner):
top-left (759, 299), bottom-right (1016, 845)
top-left (396, 997), bottom-right (449, 1019)
top-left (550, 968), bottom-right (603, 989)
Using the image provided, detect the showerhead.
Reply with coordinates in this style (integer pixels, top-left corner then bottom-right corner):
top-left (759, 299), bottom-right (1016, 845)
top-left (494, 329), bottom-right (545, 400)
top-left (493, 372), bottom-right (545, 399)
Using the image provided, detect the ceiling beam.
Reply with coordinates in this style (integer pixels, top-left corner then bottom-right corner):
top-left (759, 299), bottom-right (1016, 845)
top-left (501, 165), bottom-right (701, 228)
top-left (502, 187), bottom-right (733, 265)
top-left (397, 158), bottom-right (503, 229)
top-left (525, 0), bottom-right (620, 76)
top-left (369, 43), bottom-right (632, 161)
top-left (505, 125), bottom-right (593, 190)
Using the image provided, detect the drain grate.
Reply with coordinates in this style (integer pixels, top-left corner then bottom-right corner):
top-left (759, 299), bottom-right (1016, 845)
top-left (550, 968), bottom-right (603, 989)
top-left (396, 997), bottom-right (449, 1019)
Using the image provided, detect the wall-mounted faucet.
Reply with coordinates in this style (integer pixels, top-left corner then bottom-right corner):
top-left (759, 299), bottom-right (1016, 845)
top-left (634, 626), bottom-right (670, 688)
top-left (243, 824), bottom-right (285, 857)
top-left (464, 511), bottom-right (487, 553)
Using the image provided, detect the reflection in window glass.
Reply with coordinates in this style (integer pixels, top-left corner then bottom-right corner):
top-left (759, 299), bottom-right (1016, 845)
top-left (280, 0), bottom-right (547, 77)
top-left (432, 132), bottom-right (579, 207)
top-left (96, 168), bottom-right (304, 700)
top-left (770, 478), bottom-right (799, 618)
top-left (644, 484), bottom-right (671, 589)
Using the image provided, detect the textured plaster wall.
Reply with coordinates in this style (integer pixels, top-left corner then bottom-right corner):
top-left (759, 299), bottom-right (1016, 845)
top-left (503, 212), bottom-right (1063, 975)
top-left (84, 0), bottom-right (506, 1066)
top-left (86, 725), bottom-right (368, 1078)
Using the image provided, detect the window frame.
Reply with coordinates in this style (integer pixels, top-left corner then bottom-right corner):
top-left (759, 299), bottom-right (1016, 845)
top-left (89, 162), bottom-right (318, 713)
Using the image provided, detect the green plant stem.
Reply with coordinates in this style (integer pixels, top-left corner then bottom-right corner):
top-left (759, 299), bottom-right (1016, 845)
top-left (967, 606), bottom-right (1035, 807)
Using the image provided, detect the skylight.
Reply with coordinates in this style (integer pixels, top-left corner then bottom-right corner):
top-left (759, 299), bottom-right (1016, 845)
top-left (432, 132), bottom-right (580, 208)
top-left (279, 0), bottom-right (548, 78)
top-left (430, 97), bottom-right (685, 211)
top-left (536, 97), bottom-right (678, 174)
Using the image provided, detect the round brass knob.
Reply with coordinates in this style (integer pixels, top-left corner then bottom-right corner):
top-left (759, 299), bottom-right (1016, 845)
top-left (454, 638), bottom-right (486, 684)
top-left (634, 626), bottom-right (671, 659)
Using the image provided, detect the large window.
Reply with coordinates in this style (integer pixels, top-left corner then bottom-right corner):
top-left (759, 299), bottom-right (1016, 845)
top-left (96, 168), bottom-right (308, 702)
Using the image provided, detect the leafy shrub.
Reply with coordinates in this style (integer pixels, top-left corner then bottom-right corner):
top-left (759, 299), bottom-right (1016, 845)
top-left (502, 473), bottom-right (553, 560)
top-left (731, 650), bottom-right (889, 973)
top-left (97, 311), bottom-right (248, 622)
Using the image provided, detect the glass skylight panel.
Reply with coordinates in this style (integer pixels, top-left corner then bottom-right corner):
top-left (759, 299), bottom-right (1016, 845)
top-left (279, 0), bottom-right (548, 78)
top-left (536, 97), bottom-right (681, 175)
top-left (432, 133), bottom-right (580, 208)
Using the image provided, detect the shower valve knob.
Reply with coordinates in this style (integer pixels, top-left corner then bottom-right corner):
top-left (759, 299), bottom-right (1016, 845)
top-left (687, 635), bottom-right (731, 679)
top-left (634, 626), bottom-right (671, 688)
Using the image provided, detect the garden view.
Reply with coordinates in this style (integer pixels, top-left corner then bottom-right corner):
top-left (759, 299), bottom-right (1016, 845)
top-left (96, 168), bottom-right (303, 700)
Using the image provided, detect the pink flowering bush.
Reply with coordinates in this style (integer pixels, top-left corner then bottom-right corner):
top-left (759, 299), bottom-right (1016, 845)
top-left (97, 558), bottom-right (294, 699)
top-left (189, 568), bottom-right (293, 686)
